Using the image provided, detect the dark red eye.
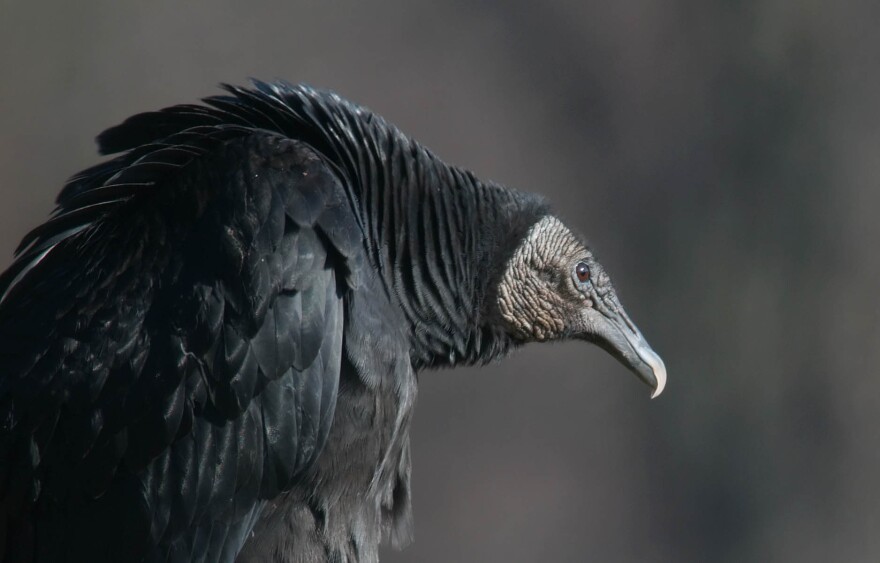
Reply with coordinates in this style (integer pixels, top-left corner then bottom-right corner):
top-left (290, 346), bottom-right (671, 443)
top-left (575, 262), bottom-right (590, 283)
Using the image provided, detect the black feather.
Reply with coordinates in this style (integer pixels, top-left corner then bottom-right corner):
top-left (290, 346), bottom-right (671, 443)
top-left (0, 82), bottom-right (550, 562)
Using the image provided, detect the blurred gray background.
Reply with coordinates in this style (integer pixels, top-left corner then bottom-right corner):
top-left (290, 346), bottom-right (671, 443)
top-left (1, 1), bottom-right (877, 561)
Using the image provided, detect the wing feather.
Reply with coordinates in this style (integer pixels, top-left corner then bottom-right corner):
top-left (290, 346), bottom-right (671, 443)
top-left (0, 132), bottom-right (361, 561)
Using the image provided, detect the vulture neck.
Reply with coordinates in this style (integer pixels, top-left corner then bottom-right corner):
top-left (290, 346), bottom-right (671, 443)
top-left (323, 119), bottom-right (547, 370)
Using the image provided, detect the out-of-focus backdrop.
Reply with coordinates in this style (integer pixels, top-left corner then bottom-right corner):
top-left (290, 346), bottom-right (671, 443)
top-left (1, 2), bottom-right (876, 561)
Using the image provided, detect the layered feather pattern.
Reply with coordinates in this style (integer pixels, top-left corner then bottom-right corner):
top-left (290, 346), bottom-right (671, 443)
top-left (0, 81), bottom-right (548, 562)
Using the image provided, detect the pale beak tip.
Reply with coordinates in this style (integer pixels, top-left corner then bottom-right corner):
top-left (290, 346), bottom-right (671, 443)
top-left (648, 357), bottom-right (667, 399)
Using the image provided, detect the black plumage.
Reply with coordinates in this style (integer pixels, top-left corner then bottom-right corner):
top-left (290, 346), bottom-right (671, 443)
top-left (0, 81), bottom-right (665, 562)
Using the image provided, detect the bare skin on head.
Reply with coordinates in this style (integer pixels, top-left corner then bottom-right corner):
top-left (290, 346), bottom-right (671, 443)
top-left (497, 215), bottom-right (587, 341)
top-left (496, 215), bottom-right (667, 397)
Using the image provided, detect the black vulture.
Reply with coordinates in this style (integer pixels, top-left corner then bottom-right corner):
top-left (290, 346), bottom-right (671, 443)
top-left (0, 81), bottom-right (665, 563)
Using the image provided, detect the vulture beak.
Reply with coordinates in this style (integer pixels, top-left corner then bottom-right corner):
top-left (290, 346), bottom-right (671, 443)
top-left (583, 305), bottom-right (667, 399)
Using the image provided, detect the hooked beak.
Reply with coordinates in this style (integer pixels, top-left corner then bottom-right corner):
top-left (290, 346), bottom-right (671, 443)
top-left (582, 305), bottom-right (667, 399)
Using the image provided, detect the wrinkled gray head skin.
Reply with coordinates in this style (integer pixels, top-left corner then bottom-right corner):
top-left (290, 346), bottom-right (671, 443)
top-left (497, 215), bottom-right (667, 398)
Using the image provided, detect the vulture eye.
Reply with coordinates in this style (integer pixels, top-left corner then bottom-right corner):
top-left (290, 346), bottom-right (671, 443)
top-left (575, 262), bottom-right (590, 283)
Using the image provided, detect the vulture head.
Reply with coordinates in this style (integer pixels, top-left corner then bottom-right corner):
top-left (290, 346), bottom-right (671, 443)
top-left (496, 215), bottom-right (666, 398)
